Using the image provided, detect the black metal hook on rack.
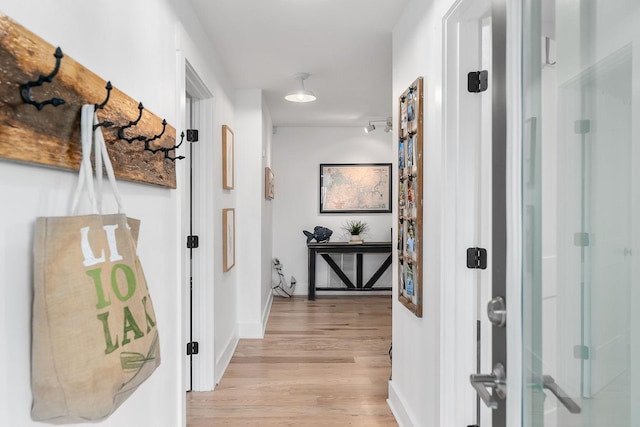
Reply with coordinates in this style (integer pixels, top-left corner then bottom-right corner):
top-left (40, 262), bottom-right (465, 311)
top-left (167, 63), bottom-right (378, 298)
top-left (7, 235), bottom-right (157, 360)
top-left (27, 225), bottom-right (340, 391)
top-left (146, 131), bottom-right (185, 161)
top-left (142, 123), bottom-right (184, 161)
top-left (20, 46), bottom-right (66, 110)
top-left (163, 131), bottom-right (186, 161)
top-left (117, 102), bottom-right (147, 144)
top-left (143, 118), bottom-right (167, 148)
top-left (95, 81), bottom-right (112, 110)
top-left (146, 130), bottom-right (185, 161)
top-left (93, 81), bottom-right (114, 130)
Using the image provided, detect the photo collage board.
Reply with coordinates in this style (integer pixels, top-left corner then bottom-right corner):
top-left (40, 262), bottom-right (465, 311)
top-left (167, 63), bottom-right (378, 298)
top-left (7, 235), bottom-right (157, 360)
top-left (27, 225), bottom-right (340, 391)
top-left (397, 77), bottom-right (423, 317)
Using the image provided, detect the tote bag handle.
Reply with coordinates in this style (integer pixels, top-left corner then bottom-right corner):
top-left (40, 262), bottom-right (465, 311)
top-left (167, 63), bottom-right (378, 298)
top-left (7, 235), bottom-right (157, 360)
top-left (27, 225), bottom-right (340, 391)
top-left (71, 104), bottom-right (124, 215)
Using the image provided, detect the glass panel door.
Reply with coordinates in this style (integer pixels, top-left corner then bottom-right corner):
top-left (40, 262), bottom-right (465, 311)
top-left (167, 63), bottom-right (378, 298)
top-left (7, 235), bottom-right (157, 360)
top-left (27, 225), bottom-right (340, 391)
top-left (521, 0), bottom-right (640, 426)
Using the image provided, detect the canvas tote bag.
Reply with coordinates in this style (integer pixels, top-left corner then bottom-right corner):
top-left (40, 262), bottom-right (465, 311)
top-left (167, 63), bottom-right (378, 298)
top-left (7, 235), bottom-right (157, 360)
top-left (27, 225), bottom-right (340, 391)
top-left (31, 105), bottom-right (160, 423)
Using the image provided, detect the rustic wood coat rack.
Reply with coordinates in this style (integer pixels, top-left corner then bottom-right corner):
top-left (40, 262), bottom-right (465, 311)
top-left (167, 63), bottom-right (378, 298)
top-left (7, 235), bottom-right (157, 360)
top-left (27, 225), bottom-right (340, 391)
top-left (0, 13), bottom-right (180, 188)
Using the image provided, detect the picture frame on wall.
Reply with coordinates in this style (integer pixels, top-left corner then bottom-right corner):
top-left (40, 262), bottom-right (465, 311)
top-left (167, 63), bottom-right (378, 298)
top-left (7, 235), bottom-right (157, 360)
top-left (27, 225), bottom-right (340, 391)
top-left (222, 208), bottom-right (235, 272)
top-left (319, 163), bottom-right (392, 213)
top-left (222, 125), bottom-right (234, 189)
top-left (265, 167), bottom-right (275, 199)
top-left (398, 77), bottom-right (423, 317)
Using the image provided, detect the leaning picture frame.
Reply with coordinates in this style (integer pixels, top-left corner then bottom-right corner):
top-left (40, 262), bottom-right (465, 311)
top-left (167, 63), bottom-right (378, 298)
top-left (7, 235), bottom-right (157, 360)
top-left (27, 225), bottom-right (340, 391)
top-left (222, 208), bottom-right (235, 272)
top-left (222, 125), bottom-right (234, 189)
top-left (319, 163), bottom-right (392, 213)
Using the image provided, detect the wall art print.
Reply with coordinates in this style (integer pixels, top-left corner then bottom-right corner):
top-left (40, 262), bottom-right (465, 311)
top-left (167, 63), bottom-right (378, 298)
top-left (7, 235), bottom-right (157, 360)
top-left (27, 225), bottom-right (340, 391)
top-left (319, 163), bottom-right (392, 213)
top-left (222, 125), bottom-right (234, 190)
top-left (222, 208), bottom-right (235, 272)
top-left (265, 167), bottom-right (275, 199)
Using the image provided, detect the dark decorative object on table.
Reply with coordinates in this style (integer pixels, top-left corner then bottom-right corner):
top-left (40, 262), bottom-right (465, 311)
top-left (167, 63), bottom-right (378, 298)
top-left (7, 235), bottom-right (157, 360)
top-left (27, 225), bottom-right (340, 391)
top-left (303, 226), bottom-right (333, 243)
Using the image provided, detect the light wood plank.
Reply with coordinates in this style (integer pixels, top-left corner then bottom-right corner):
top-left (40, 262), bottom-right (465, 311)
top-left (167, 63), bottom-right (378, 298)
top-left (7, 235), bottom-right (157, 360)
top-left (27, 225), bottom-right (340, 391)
top-left (187, 296), bottom-right (397, 426)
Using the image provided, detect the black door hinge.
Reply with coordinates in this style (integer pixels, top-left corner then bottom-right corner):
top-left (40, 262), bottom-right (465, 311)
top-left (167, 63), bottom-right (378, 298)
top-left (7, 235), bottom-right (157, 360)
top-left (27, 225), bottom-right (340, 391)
top-left (467, 247), bottom-right (488, 269)
top-left (186, 129), bottom-right (199, 142)
top-left (186, 341), bottom-right (199, 356)
top-left (468, 70), bottom-right (488, 93)
top-left (187, 235), bottom-right (199, 249)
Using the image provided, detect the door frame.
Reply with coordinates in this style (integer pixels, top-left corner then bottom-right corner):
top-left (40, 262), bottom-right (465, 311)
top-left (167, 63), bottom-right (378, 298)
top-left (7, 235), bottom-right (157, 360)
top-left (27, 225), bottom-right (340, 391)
top-left (178, 56), bottom-right (217, 392)
top-left (442, 0), bottom-right (493, 425)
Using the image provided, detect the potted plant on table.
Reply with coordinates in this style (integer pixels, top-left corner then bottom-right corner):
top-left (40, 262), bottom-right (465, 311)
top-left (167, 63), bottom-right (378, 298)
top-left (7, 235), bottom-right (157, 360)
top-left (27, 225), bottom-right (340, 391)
top-left (342, 220), bottom-right (369, 244)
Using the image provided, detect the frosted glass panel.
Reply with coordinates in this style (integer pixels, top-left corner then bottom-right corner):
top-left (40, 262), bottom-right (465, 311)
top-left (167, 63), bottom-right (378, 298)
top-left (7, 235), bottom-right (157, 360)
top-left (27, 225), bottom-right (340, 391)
top-left (522, 1), bottom-right (640, 426)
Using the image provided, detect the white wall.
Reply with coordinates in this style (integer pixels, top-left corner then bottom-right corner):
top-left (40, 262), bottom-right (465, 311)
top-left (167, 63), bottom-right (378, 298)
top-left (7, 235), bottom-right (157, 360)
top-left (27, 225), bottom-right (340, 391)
top-left (388, 0), bottom-right (459, 426)
top-left (272, 126), bottom-right (394, 296)
top-left (0, 0), bottom-right (238, 425)
top-left (235, 89), bottom-right (274, 338)
top-left (261, 98), bottom-right (275, 322)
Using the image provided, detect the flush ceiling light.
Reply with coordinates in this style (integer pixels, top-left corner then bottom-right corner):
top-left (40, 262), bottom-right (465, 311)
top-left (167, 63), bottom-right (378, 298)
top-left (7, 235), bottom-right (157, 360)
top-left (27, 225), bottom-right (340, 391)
top-left (364, 118), bottom-right (393, 133)
top-left (285, 72), bottom-right (317, 103)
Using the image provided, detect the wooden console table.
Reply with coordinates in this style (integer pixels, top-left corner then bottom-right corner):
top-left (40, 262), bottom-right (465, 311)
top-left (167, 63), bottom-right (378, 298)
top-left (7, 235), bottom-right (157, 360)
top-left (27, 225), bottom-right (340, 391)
top-left (307, 242), bottom-right (392, 300)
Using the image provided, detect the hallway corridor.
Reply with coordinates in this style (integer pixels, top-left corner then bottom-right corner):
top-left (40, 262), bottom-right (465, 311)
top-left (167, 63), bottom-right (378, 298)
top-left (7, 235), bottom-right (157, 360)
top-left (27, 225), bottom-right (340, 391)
top-left (186, 296), bottom-right (397, 426)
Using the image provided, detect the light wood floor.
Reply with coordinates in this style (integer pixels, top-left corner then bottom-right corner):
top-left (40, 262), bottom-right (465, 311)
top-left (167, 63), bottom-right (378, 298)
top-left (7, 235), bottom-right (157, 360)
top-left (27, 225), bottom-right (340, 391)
top-left (187, 295), bottom-right (397, 426)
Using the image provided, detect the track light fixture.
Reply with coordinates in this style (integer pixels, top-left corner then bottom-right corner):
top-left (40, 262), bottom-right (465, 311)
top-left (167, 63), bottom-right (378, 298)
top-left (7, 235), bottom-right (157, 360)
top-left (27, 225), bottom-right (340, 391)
top-left (285, 72), bottom-right (317, 103)
top-left (364, 118), bottom-right (392, 134)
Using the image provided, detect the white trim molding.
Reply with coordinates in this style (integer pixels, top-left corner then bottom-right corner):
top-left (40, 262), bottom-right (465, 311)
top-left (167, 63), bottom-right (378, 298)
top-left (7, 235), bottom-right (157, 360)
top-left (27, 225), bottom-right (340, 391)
top-left (215, 326), bottom-right (239, 385)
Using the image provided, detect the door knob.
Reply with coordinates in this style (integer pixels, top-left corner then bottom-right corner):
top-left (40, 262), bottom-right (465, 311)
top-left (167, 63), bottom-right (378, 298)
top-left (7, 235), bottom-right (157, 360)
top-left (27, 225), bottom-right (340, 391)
top-left (470, 363), bottom-right (506, 409)
top-left (487, 296), bottom-right (506, 327)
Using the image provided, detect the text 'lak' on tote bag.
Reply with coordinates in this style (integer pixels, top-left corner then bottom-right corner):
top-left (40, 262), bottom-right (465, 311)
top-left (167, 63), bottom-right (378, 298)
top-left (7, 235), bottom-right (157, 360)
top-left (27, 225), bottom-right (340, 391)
top-left (31, 105), bottom-right (161, 424)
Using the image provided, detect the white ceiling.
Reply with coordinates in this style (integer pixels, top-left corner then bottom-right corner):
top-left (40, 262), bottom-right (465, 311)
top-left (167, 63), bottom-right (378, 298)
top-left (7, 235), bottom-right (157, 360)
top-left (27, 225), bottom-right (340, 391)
top-left (187, 0), bottom-right (408, 127)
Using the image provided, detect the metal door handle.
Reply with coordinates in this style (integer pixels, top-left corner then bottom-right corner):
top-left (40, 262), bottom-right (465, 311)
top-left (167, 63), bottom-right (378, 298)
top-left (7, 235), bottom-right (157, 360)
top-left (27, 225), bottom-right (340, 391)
top-left (543, 375), bottom-right (581, 414)
top-left (470, 363), bottom-right (506, 410)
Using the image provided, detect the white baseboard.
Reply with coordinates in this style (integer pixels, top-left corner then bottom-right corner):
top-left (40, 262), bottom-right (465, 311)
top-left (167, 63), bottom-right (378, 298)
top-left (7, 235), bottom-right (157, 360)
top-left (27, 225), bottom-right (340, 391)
top-left (292, 283), bottom-right (307, 296)
top-left (388, 380), bottom-right (416, 427)
top-left (261, 292), bottom-right (273, 335)
top-left (215, 295), bottom-right (274, 384)
top-left (214, 326), bottom-right (238, 385)
top-left (238, 294), bottom-right (274, 339)
top-left (238, 321), bottom-right (264, 339)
